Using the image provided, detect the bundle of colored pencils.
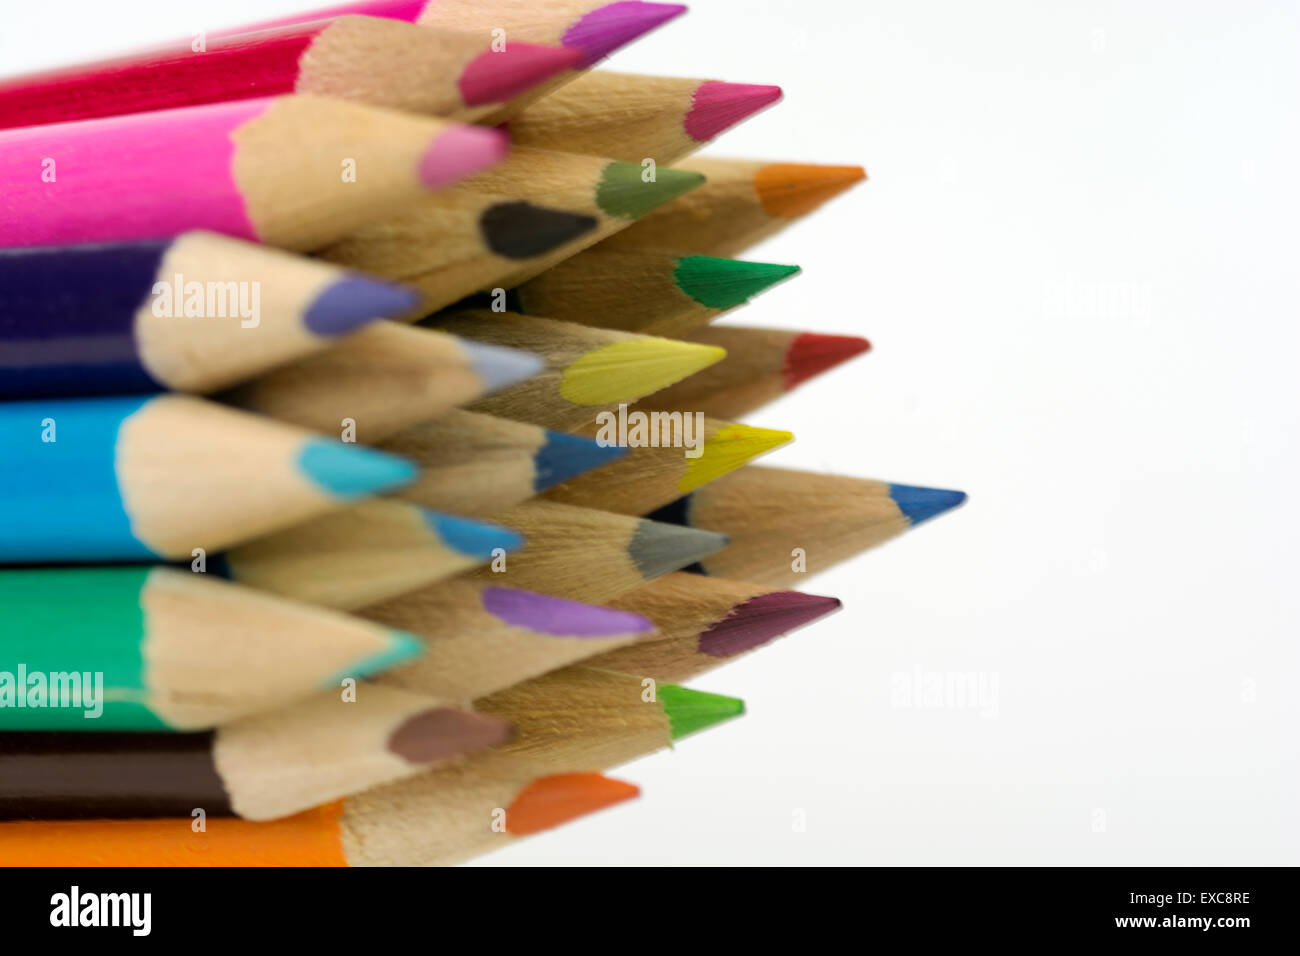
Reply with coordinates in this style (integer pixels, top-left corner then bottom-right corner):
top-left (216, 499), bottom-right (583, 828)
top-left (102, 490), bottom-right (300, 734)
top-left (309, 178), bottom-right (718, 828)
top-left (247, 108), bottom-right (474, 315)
top-left (0, 0), bottom-right (965, 867)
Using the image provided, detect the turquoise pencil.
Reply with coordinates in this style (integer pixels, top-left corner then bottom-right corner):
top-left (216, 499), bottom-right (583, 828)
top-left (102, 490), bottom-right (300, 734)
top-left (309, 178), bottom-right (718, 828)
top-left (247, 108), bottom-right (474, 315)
top-left (0, 394), bottom-right (417, 563)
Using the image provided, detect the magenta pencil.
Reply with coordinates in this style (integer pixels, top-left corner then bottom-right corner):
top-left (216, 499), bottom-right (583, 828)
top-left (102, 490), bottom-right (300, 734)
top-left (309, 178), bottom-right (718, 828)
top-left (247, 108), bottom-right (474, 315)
top-left (215, 0), bottom-right (687, 68)
top-left (0, 17), bottom-right (581, 131)
top-left (0, 95), bottom-right (506, 251)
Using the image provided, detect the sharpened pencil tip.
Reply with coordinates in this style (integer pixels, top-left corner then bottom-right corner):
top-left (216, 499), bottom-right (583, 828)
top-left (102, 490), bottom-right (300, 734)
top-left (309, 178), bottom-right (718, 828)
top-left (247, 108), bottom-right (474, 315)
top-left (657, 684), bottom-right (745, 739)
top-left (419, 124), bottom-right (509, 189)
top-left (755, 162), bottom-right (867, 218)
top-left (534, 430), bottom-right (629, 491)
top-left (463, 340), bottom-right (545, 392)
top-left (784, 332), bottom-right (871, 390)
top-left (558, 338), bottom-right (726, 405)
top-left (685, 81), bottom-right (783, 142)
top-left (505, 773), bottom-right (641, 835)
top-left (889, 484), bottom-right (968, 525)
top-left (479, 202), bottom-right (599, 259)
top-left (425, 510), bottom-right (524, 558)
top-left (338, 629), bottom-right (426, 684)
top-left (629, 521), bottom-right (729, 579)
top-left (388, 707), bottom-right (514, 763)
top-left (596, 163), bottom-right (706, 219)
top-left (673, 256), bottom-right (801, 310)
top-left (562, 1), bottom-right (688, 68)
top-left (481, 586), bottom-right (656, 637)
top-left (303, 276), bottom-right (421, 337)
top-left (458, 42), bottom-right (584, 107)
top-left (298, 440), bottom-right (418, 500)
top-left (680, 424), bottom-right (794, 493)
top-left (699, 591), bottom-right (842, 658)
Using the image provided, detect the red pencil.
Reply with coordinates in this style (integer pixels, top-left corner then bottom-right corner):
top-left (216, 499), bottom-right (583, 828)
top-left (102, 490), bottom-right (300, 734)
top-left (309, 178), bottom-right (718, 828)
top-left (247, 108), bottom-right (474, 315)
top-left (0, 17), bottom-right (581, 131)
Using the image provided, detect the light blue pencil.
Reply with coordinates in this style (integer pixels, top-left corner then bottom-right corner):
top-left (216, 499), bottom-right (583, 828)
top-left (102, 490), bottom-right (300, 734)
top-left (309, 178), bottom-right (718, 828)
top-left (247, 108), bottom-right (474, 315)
top-left (0, 393), bottom-right (417, 562)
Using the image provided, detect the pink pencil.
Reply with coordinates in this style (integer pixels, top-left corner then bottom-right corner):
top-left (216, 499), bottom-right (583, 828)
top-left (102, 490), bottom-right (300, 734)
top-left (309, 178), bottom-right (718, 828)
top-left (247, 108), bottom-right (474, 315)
top-left (214, 0), bottom-right (687, 68)
top-left (0, 95), bottom-right (506, 250)
top-left (0, 17), bottom-right (581, 132)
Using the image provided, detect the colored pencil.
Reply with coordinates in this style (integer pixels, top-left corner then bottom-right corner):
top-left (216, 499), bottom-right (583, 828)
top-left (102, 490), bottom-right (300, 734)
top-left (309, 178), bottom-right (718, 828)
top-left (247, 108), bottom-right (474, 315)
top-left (510, 247), bottom-right (800, 335)
top-left (648, 466), bottom-right (968, 585)
top-left (0, 394), bottom-right (417, 562)
top-left (0, 232), bottom-right (420, 399)
top-left (219, 0), bottom-right (688, 68)
top-left (0, 17), bottom-right (582, 131)
top-left (216, 499), bottom-right (524, 610)
top-left (317, 192), bottom-right (599, 310)
top-left (471, 500), bottom-right (730, 602)
top-left (628, 325), bottom-right (871, 420)
top-left (543, 418), bottom-right (792, 515)
top-left (365, 578), bottom-right (656, 701)
top-left (220, 321), bottom-right (542, 443)
top-left (600, 159), bottom-right (868, 257)
top-left (323, 148), bottom-right (706, 304)
top-left (431, 309), bottom-right (726, 431)
top-left (507, 71), bottom-right (782, 163)
top-left (0, 772), bottom-right (639, 866)
top-left (0, 685), bottom-right (511, 822)
top-left (0, 566), bottom-right (422, 731)
top-left (591, 572), bottom-right (842, 681)
top-left (381, 409), bottom-right (627, 517)
top-left (0, 95), bottom-right (507, 251)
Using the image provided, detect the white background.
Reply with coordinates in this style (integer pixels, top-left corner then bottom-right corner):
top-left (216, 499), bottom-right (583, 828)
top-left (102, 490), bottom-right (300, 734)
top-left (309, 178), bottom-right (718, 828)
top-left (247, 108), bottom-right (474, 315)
top-left (4, 1), bottom-right (1296, 865)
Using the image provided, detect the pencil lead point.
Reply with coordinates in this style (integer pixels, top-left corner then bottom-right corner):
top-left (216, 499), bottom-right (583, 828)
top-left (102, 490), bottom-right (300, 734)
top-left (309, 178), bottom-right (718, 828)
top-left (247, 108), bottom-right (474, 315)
top-left (389, 708), bottom-right (514, 764)
top-left (559, 337), bottom-right (725, 405)
top-left (596, 162), bottom-right (705, 219)
top-left (629, 520), bottom-right (729, 579)
top-left (680, 423), bottom-right (793, 493)
top-left (419, 124), bottom-right (509, 189)
top-left (458, 42), bottom-right (584, 106)
top-left (479, 202), bottom-right (599, 259)
top-left (481, 586), bottom-right (656, 637)
top-left (657, 684), bottom-right (745, 739)
top-left (505, 773), bottom-right (641, 834)
top-left (784, 331), bottom-right (871, 389)
top-left (888, 484), bottom-right (968, 525)
top-left (298, 440), bottom-right (418, 500)
top-left (424, 511), bottom-right (524, 558)
top-left (755, 162), bottom-right (867, 217)
top-left (463, 340), bottom-right (544, 391)
top-left (673, 255), bottom-right (801, 309)
top-left (303, 276), bottom-right (421, 336)
top-left (340, 629), bottom-right (426, 683)
top-left (534, 430), bottom-right (628, 490)
top-left (699, 591), bottom-right (842, 657)
top-left (685, 81), bottom-right (783, 142)
top-left (562, 2), bottom-right (688, 68)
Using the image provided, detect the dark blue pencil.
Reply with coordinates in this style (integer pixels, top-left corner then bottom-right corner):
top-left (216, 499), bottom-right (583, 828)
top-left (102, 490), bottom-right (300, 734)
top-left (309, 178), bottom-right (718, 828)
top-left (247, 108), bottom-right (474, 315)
top-left (0, 231), bottom-right (420, 399)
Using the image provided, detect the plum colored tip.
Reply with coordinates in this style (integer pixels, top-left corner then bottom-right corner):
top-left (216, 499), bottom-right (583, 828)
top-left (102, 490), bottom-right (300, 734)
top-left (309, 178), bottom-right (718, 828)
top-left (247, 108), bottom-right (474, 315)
top-left (505, 773), bottom-right (641, 835)
top-left (458, 42), bottom-right (584, 107)
top-left (304, 276), bottom-right (421, 337)
top-left (755, 163), bottom-right (867, 218)
top-left (562, 2), bottom-right (688, 68)
top-left (463, 340), bottom-right (545, 392)
top-left (783, 332), bottom-right (872, 390)
top-left (297, 440), bottom-right (418, 500)
top-left (389, 707), bottom-right (514, 764)
top-left (699, 591), bottom-right (842, 658)
top-left (888, 484), bottom-right (968, 526)
top-left (673, 255), bottom-right (800, 310)
top-left (656, 684), bottom-right (745, 740)
top-left (684, 81), bottom-right (783, 142)
top-left (419, 124), bottom-right (509, 189)
top-left (481, 586), bottom-right (655, 637)
top-left (425, 510), bottom-right (523, 558)
top-left (533, 430), bottom-right (628, 491)
top-left (629, 521), bottom-right (729, 579)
